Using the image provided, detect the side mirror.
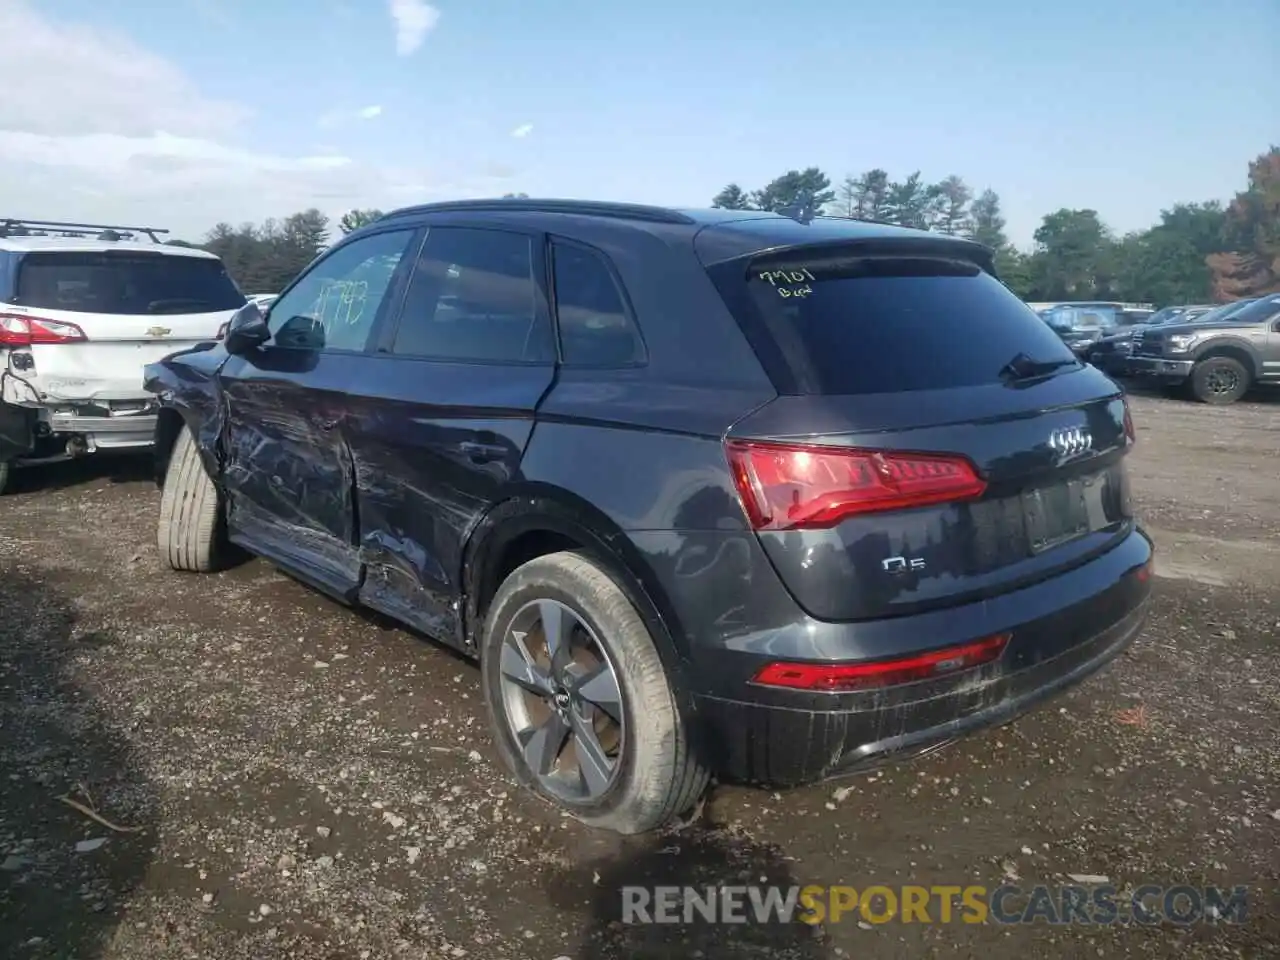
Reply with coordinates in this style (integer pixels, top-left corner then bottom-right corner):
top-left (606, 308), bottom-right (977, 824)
top-left (224, 301), bottom-right (271, 355)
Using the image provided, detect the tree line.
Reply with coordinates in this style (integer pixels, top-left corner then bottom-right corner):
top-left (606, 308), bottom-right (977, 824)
top-left (710, 147), bottom-right (1279, 303)
top-left (190, 149), bottom-right (1278, 304)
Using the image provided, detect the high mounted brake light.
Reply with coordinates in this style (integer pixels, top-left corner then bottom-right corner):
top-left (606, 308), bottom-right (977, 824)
top-left (0, 312), bottom-right (88, 346)
top-left (725, 439), bottom-right (986, 531)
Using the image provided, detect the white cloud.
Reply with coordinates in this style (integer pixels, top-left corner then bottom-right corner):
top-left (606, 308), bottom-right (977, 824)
top-left (0, 3), bottom-right (487, 243)
top-left (0, 1), bottom-right (244, 138)
top-left (510, 123), bottom-right (534, 139)
top-left (317, 104), bottom-right (385, 128)
top-left (388, 0), bottom-right (440, 56)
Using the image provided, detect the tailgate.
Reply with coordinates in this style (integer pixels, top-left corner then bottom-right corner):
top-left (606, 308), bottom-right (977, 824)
top-left (22, 309), bottom-right (234, 402)
top-left (728, 372), bottom-right (1134, 622)
top-left (700, 234), bottom-right (1137, 623)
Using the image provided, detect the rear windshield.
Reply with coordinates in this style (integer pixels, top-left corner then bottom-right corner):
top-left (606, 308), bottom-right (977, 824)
top-left (709, 254), bottom-right (1079, 395)
top-left (13, 252), bottom-right (246, 315)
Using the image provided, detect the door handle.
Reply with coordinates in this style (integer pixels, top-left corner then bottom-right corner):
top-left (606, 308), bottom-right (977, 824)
top-left (459, 441), bottom-right (506, 463)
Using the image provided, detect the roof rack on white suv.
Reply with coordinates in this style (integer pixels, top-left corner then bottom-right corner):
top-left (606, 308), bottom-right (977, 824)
top-left (0, 218), bottom-right (170, 244)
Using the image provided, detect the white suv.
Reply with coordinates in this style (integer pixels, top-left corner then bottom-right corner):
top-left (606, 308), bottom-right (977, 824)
top-left (0, 219), bottom-right (246, 493)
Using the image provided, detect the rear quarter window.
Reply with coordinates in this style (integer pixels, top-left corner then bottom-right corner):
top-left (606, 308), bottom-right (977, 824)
top-left (708, 254), bottom-right (1079, 395)
top-left (551, 241), bottom-right (645, 366)
top-left (14, 252), bottom-right (246, 315)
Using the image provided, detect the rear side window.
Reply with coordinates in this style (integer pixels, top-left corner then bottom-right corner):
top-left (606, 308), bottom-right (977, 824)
top-left (709, 255), bottom-right (1078, 395)
top-left (14, 252), bottom-right (246, 315)
top-left (551, 242), bottom-right (644, 366)
top-left (392, 228), bottom-right (552, 363)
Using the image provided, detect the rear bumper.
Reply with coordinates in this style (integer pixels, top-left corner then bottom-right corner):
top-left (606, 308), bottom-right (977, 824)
top-left (691, 527), bottom-right (1153, 786)
top-left (49, 412), bottom-right (156, 450)
top-left (1128, 356), bottom-right (1193, 380)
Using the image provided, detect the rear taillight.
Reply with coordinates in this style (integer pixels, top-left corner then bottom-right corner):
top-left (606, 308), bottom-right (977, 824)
top-left (1122, 397), bottom-right (1135, 445)
top-left (725, 439), bottom-right (986, 531)
top-left (752, 633), bottom-right (1011, 692)
top-left (0, 312), bottom-right (88, 346)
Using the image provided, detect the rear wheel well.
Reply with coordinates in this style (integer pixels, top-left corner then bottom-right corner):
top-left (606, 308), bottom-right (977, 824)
top-left (153, 408), bottom-right (185, 487)
top-left (1196, 345), bottom-right (1256, 379)
top-left (475, 529), bottom-right (583, 627)
top-left (466, 512), bottom-right (687, 676)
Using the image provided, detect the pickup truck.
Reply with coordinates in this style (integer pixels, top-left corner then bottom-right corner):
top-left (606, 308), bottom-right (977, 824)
top-left (1127, 294), bottom-right (1280, 403)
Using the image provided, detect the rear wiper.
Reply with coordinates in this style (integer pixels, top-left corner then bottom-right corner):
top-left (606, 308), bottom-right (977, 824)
top-left (1000, 352), bottom-right (1078, 382)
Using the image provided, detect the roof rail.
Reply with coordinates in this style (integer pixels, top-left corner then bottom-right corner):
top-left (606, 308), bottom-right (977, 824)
top-left (0, 218), bottom-right (170, 243)
top-left (380, 198), bottom-right (696, 226)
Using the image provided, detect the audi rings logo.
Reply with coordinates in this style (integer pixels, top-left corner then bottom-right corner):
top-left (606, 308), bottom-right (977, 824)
top-left (1048, 426), bottom-right (1093, 461)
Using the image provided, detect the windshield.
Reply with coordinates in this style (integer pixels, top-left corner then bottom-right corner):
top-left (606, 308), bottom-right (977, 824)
top-left (1117, 309), bottom-right (1154, 325)
top-left (1144, 307), bottom-right (1181, 325)
top-left (1192, 299), bottom-right (1260, 324)
top-left (708, 254), bottom-right (1078, 395)
top-left (13, 252), bottom-right (246, 315)
top-left (1214, 295), bottom-right (1280, 324)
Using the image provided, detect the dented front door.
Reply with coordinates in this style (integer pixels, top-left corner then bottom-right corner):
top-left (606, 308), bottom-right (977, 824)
top-left (219, 351), bottom-right (361, 596)
top-left (216, 227), bottom-right (420, 599)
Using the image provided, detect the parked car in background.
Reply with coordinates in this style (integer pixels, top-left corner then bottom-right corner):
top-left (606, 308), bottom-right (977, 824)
top-left (0, 218), bottom-right (247, 493)
top-left (145, 198), bottom-right (1151, 834)
top-left (1039, 302), bottom-right (1156, 357)
top-left (1085, 304), bottom-right (1215, 375)
top-left (1128, 295), bottom-right (1280, 403)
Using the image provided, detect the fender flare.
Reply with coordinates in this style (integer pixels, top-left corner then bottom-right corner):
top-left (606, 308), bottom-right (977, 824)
top-left (460, 485), bottom-right (691, 683)
top-left (1190, 336), bottom-right (1262, 378)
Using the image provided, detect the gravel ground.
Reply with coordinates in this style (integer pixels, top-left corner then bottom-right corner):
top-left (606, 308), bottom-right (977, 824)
top-left (0, 389), bottom-right (1277, 960)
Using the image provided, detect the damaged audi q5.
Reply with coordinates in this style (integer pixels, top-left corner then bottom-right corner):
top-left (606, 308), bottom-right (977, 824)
top-left (144, 199), bottom-right (1152, 834)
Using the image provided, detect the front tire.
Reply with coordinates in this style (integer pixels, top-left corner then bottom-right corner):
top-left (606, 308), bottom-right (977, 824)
top-left (157, 426), bottom-right (229, 572)
top-left (1190, 356), bottom-right (1250, 405)
top-left (480, 550), bottom-right (708, 834)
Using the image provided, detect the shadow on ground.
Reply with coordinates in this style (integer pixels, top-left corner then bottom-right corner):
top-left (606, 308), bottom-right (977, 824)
top-left (551, 826), bottom-right (830, 960)
top-left (5, 453), bottom-right (154, 496)
top-left (0, 565), bottom-right (159, 957)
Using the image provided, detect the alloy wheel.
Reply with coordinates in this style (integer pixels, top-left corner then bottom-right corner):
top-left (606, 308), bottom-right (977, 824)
top-left (497, 598), bottom-right (625, 802)
top-left (1205, 367), bottom-right (1240, 396)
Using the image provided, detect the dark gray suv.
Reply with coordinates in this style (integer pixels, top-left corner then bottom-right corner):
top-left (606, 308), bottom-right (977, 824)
top-left (144, 200), bottom-right (1152, 834)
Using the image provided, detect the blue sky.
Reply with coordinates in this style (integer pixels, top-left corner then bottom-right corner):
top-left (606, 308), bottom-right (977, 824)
top-left (4, 0), bottom-right (1277, 246)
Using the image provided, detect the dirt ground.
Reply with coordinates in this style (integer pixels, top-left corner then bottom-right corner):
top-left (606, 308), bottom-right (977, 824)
top-left (1, 389), bottom-right (1277, 960)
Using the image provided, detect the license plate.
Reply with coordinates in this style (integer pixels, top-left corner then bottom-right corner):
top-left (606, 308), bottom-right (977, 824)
top-left (1023, 480), bottom-right (1091, 554)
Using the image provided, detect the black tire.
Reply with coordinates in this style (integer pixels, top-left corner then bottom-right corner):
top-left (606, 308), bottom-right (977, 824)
top-left (0, 460), bottom-right (10, 495)
top-left (157, 426), bottom-right (229, 572)
top-left (1190, 356), bottom-right (1250, 405)
top-left (480, 550), bottom-right (709, 834)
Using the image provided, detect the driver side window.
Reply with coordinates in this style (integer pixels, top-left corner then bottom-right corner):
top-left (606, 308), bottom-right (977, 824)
top-left (267, 229), bottom-right (416, 352)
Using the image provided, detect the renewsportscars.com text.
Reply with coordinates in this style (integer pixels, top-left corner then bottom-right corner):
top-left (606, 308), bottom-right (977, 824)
top-left (621, 883), bottom-right (1249, 926)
